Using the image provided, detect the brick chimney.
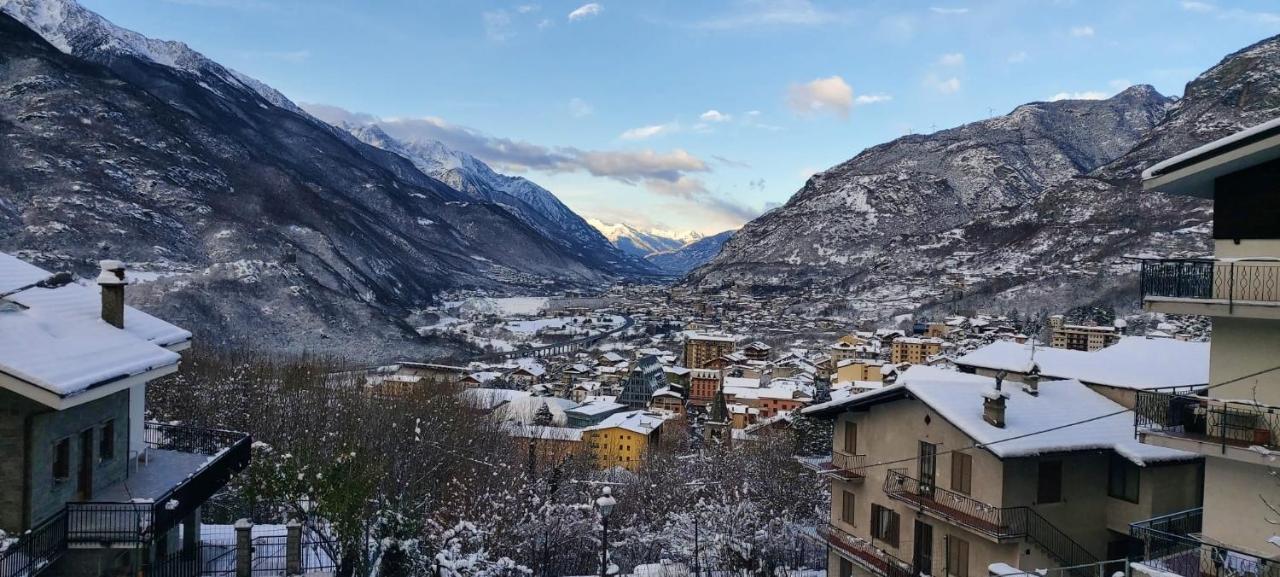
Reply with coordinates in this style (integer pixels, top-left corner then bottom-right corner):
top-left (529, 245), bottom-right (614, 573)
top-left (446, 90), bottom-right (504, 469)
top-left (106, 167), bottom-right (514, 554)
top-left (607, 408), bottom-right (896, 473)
top-left (983, 371), bottom-right (1010, 428)
top-left (1022, 364), bottom-right (1041, 397)
top-left (96, 260), bottom-right (128, 329)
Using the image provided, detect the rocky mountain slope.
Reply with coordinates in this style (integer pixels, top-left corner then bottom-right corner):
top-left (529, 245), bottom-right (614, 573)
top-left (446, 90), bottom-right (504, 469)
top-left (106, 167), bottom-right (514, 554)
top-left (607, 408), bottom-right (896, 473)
top-left (0, 5), bottom-right (641, 360)
top-left (336, 124), bottom-right (657, 276)
top-left (646, 230), bottom-right (734, 275)
top-left (588, 219), bottom-right (703, 258)
top-left (688, 34), bottom-right (1280, 317)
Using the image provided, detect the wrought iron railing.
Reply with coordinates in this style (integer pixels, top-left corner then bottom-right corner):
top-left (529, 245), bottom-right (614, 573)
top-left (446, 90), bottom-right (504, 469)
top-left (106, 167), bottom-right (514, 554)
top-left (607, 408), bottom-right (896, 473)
top-left (1131, 508), bottom-right (1280, 577)
top-left (0, 510), bottom-right (66, 577)
top-left (815, 524), bottom-right (915, 577)
top-left (832, 452), bottom-right (867, 477)
top-left (147, 423), bottom-right (253, 536)
top-left (883, 471), bottom-right (1098, 576)
top-left (1135, 390), bottom-right (1280, 451)
top-left (65, 502), bottom-right (154, 544)
top-left (1141, 258), bottom-right (1280, 307)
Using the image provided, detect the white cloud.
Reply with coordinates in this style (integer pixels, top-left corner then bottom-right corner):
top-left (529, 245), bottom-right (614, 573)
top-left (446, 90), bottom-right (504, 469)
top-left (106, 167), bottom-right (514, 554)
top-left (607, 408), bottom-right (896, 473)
top-left (693, 0), bottom-right (847, 30)
top-left (1108, 79), bottom-right (1132, 92)
top-left (516, 4), bottom-right (540, 13)
top-left (1007, 50), bottom-right (1028, 64)
top-left (929, 6), bottom-right (969, 14)
top-left (787, 75), bottom-right (854, 118)
top-left (1069, 25), bottom-right (1095, 37)
top-left (1048, 91), bottom-right (1109, 101)
top-left (938, 52), bottom-right (965, 66)
top-left (569, 97), bottom-right (593, 118)
top-left (1174, 2), bottom-right (1280, 25)
top-left (1180, 1), bottom-right (1215, 12)
top-left (925, 75), bottom-right (962, 94)
top-left (303, 103), bottom-right (710, 185)
top-left (483, 10), bottom-right (514, 41)
top-left (700, 109), bottom-right (732, 123)
top-left (854, 94), bottom-right (892, 105)
top-left (568, 3), bottom-right (602, 21)
top-left (645, 175), bottom-right (708, 198)
top-left (620, 123), bottom-right (678, 141)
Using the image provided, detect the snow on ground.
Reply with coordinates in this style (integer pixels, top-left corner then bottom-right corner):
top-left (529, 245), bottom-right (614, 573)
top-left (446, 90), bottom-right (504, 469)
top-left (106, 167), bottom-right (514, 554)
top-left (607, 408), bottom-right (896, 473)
top-left (450, 296), bottom-right (549, 317)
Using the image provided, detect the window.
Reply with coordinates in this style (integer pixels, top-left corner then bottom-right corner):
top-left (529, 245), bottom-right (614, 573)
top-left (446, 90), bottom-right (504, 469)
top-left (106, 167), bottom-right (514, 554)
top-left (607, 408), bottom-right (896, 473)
top-left (99, 420), bottom-right (115, 461)
top-left (947, 536), bottom-right (970, 577)
top-left (951, 452), bottom-right (972, 494)
top-left (841, 490), bottom-right (857, 525)
top-left (53, 438), bottom-right (70, 481)
top-left (838, 558), bottom-right (853, 577)
top-left (870, 504), bottom-right (900, 547)
top-left (1107, 453), bottom-right (1140, 503)
top-left (843, 422), bottom-right (858, 454)
top-left (1037, 460), bottom-right (1063, 504)
top-left (919, 442), bottom-right (938, 497)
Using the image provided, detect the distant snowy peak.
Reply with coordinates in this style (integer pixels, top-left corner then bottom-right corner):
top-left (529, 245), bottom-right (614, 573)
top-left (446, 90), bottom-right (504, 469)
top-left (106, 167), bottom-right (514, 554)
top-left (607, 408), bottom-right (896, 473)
top-left (0, 0), bottom-right (303, 114)
top-left (587, 219), bottom-right (703, 257)
top-left (645, 230), bottom-right (735, 275)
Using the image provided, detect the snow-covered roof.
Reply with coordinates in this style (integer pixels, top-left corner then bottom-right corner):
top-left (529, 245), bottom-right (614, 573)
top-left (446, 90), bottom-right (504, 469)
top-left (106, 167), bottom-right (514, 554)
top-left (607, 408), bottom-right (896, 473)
top-left (955, 338), bottom-right (1209, 390)
top-left (502, 423), bottom-right (583, 442)
top-left (567, 400), bottom-right (625, 416)
top-left (493, 396), bottom-right (578, 426)
top-left (583, 410), bottom-right (667, 435)
top-left (0, 253), bottom-right (189, 400)
top-left (458, 387), bottom-right (530, 410)
top-left (1143, 116), bottom-right (1280, 180)
top-left (900, 367), bottom-right (1195, 465)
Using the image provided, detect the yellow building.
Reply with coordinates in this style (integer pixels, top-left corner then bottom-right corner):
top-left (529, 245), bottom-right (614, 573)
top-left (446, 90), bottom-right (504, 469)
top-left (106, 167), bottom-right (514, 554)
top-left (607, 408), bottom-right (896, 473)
top-left (582, 410), bottom-right (667, 470)
top-left (889, 337), bottom-right (943, 365)
top-left (1048, 315), bottom-right (1120, 352)
top-left (834, 359), bottom-right (884, 383)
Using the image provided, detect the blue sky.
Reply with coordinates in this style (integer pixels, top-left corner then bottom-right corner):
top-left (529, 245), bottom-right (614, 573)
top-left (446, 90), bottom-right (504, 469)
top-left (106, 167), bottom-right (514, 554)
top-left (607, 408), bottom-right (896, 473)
top-left (81, 0), bottom-right (1280, 234)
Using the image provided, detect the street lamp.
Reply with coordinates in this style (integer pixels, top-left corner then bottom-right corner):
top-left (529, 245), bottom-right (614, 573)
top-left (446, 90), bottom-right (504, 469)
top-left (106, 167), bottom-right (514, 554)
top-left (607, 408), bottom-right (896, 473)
top-left (596, 486), bottom-right (617, 577)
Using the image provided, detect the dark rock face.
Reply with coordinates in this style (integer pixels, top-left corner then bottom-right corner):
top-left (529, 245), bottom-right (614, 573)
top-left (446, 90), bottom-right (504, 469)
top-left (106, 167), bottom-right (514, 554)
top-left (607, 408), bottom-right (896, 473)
top-left (691, 36), bottom-right (1280, 316)
top-left (0, 9), bottom-right (629, 360)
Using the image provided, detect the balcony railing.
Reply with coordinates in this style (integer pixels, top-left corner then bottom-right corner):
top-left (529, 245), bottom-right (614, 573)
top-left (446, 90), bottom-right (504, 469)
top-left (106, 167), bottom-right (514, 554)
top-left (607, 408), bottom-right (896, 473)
top-left (1131, 508), bottom-right (1280, 577)
top-left (1135, 390), bottom-right (1280, 451)
top-left (1140, 259), bottom-right (1280, 307)
top-left (0, 510), bottom-right (66, 577)
top-left (798, 452), bottom-right (867, 481)
top-left (883, 471), bottom-right (1097, 576)
top-left (815, 524), bottom-right (915, 577)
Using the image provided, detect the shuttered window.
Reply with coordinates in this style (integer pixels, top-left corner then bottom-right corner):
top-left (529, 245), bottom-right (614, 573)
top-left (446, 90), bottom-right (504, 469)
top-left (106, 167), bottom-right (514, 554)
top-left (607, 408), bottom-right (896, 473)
top-left (947, 537), bottom-right (970, 577)
top-left (843, 422), bottom-right (858, 453)
top-left (951, 452), bottom-right (972, 495)
top-left (1038, 460), bottom-right (1063, 504)
top-left (870, 504), bottom-right (900, 547)
top-left (841, 490), bottom-right (857, 525)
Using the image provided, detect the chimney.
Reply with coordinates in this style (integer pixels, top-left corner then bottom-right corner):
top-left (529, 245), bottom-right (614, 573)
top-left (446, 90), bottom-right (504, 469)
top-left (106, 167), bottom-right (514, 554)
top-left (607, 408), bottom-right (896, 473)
top-left (1023, 364), bottom-right (1041, 397)
top-left (983, 371), bottom-right (1009, 428)
top-left (97, 260), bottom-right (128, 329)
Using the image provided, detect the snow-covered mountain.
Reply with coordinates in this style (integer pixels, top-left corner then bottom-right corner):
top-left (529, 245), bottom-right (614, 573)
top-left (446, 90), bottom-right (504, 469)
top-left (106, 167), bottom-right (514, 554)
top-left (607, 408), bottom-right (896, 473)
top-left (333, 124), bottom-right (657, 276)
top-left (692, 35), bottom-right (1280, 317)
top-left (0, 3), bottom-right (649, 360)
top-left (645, 230), bottom-right (734, 275)
top-left (588, 220), bottom-right (703, 258)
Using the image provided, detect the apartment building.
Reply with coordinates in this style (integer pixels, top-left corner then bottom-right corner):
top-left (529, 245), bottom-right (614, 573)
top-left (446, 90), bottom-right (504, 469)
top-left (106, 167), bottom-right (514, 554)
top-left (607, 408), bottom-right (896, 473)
top-left (688, 368), bottom-right (723, 409)
top-left (1131, 119), bottom-right (1280, 575)
top-left (835, 359), bottom-right (885, 384)
top-left (0, 255), bottom-right (251, 577)
top-left (582, 410), bottom-right (667, 471)
top-left (684, 333), bottom-right (737, 369)
top-left (803, 366), bottom-right (1201, 577)
top-left (1048, 316), bottom-right (1122, 352)
top-left (890, 337), bottom-right (944, 365)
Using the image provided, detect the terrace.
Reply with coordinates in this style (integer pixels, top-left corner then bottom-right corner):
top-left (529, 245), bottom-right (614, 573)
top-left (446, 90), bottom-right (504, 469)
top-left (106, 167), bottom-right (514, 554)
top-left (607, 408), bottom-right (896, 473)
top-left (802, 450), bottom-right (867, 482)
top-left (1134, 390), bottom-right (1279, 463)
top-left (1140, 259), bottom-right (1280, 320)
top-left (1130, 508), bottom-right (1279, 577)
top-left (814, 523), bottom-right (915, 577)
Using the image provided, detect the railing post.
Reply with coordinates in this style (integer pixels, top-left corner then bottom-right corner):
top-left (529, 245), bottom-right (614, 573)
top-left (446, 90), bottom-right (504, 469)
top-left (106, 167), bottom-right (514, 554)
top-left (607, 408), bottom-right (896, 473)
top-left (235, 518), bottom-right (253, 577)
top-left (1228, 262), bottom-right (1235, 313)
top-left (287, 520), bottom-right (302, 576)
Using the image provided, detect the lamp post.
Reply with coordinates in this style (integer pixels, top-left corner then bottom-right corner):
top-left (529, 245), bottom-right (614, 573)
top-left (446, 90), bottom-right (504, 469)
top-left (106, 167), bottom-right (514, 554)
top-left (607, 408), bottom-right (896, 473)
top-left (596, 486), bottom-right (616, 577)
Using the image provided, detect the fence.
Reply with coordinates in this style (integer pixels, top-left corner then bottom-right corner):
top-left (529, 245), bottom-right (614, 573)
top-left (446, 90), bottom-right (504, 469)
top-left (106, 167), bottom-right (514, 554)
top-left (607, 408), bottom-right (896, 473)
top-left (0, 511), bottom-right (66, 577)
top-left (1134, 390), bottom-right (1280, 451)
top-left (1140, 259), bottom-right (1280, 306)
top-left (1130, 508), bottom-right (1279, 577)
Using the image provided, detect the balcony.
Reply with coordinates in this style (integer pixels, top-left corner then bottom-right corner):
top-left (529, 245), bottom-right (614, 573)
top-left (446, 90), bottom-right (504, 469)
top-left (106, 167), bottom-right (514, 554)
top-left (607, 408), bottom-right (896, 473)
top-left (1134, 390), bottom-right (1279, 463)
top-left (1140, 259), bottom-right (1280, 319)
top-left (883, 471), bottom-right (1097, 574)
top-left (67, 422), bottom-right (252, 546)
top-left (1130, 508), bottom-right (1279, 577)
top-left (802, 451), bottom-right (867, 481)
top-left (814, 523), bottom-right (915, 577)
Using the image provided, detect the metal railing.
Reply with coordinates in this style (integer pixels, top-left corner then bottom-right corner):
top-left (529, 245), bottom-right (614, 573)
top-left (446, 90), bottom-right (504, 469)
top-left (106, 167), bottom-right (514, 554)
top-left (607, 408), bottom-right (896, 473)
top-left (65, 502), bottom-right (154, 544)
top-left (147, 423), bottom-right (253, 536)
top-left (1140, 259), bottom-right (1280, 308)
top-left (883, 471), bottom-right (1098, 576)
top-left (1131, 508), bottom-right (1280, 577)
top-left (1135, 390), bottom-right (1280, 451)
top-left (0, 510), bottom-right (66, 577)
top-left (815, 523), bottom-right (915, 577)
top-left (832, 452), bottom-right (868, 477)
